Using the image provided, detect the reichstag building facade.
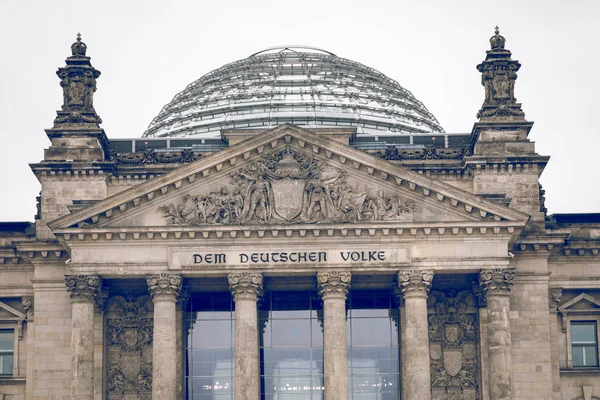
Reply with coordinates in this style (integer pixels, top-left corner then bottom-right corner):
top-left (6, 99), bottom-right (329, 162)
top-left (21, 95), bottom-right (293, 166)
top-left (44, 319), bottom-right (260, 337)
top-left (0, 29), bottom-right (599, 400)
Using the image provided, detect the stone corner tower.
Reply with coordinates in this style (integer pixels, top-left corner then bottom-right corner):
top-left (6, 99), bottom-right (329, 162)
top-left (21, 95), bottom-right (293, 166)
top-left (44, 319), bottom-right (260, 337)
top-left (30, 34), bottom-right (114, 239)
top-left (466, 27), bottom-right (550, 228)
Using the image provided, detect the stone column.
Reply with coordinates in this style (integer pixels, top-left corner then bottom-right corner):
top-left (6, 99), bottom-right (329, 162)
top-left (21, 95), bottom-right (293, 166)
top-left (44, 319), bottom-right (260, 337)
top-left (65, 275), bottom-right (102, 400)
top-left (147, 274), bottom-right (182, 400)
top-left (479, 268), bottom-right (515, 400)
top-left (398, 269), bottom-right (433, 400)
top-left (549, 288), bottom-right (563, 400)
top-left (228, 273), bottom-right (263, 400)
top-left (317, 270), bottom-right (351, 400)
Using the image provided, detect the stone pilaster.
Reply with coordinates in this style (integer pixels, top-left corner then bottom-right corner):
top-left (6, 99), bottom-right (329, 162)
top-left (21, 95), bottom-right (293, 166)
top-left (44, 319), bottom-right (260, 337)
top-left (65, 274), bottom-right (102, 400)
top-left (228, 273), bottom-right (263, 400)
top-left (317, 270), bottom-right (351, 400)
top-left (147, 274), bottom-right (182, 400)
top-left (479, 268), bottom-right (515, 400)
top-left (176, 285), bottom-right (190, 400)
top-left (22, 297), bottom-right (34, 400)
top-left (398, 269), bottom-right (433, 400)
top-left (549, 288), bottom-right (563, 400)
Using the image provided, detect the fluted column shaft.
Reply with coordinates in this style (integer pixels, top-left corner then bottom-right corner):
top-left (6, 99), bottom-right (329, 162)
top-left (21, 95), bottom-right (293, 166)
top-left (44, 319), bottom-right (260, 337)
top-left (65, 275), bottom-right (102, 400)
top-left (398, 269), bottom-right (433, 400)
top-left (479, 268), bottom-right (515, 400)
top-left (317, 270), bottom-right (351, 400)
top-left (147, 274), bottom-right (182, 400)
top-left (229, 273), bottom-right (263, 400)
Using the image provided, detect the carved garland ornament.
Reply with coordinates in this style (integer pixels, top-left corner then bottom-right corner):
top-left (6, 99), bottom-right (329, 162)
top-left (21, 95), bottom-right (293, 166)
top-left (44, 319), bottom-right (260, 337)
top-left (105, 295), bottom-right (154, 397)
top-left (478, 268), bottom-right (515, 296)
top-left (158, 148), bottom-right (416, 226)
top-left (146, 274), bottom-right (182, 301)
top-left (428, 290), bottom-right (479, 399)
top-left (398, 270), bottom-right (434, 297)
top-left (65, 274), bottom-right (102, 303)
top-left (228, 273), bottom-right (264, 301)
top-left (317, 271), bottom-right (352, 299)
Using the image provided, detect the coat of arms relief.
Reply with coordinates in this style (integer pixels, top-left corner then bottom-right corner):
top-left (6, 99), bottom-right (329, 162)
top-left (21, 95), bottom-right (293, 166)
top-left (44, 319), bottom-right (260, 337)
top-left (428, 290), bottom-right (479, 400)
top-left (158, 148), bottom-right (416, 226)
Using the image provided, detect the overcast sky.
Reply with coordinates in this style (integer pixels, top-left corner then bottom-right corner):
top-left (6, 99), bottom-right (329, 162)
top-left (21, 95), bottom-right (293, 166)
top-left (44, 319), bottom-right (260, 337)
top-left (1, 0), bottom-right (598, 221)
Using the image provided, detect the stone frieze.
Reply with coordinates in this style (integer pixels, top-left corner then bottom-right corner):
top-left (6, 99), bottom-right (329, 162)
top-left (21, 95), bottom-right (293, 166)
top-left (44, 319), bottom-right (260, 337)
top-left (158, 148), bottom-right (415, 226)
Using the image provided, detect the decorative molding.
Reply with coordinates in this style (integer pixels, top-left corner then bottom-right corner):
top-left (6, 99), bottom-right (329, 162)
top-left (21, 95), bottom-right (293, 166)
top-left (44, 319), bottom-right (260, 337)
top-left (21, 297), bottom-right (33, 318)
top-left (478, 268), bottom-right (515, 297)
top-left (106, 149), bottom-right (203, 165)
top-left (373, 144), bottom-right (473, 161)
top-left (549, 288), bottom-right (563, 312)
top-left (228, 273), bottom-right (263, 301)
top-left (65, 274), bottom-right (102, 303)
top-left (398, 269), bottom-right (433, 298)
top-left (317, 270), bottom-right (351, 300)
top-left (146, 274), bottom-right (182, 302)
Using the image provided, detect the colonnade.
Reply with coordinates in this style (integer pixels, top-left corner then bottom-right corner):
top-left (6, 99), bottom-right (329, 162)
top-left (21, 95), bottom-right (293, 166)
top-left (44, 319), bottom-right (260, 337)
top-left (64, 268), bottom-right (516, 400)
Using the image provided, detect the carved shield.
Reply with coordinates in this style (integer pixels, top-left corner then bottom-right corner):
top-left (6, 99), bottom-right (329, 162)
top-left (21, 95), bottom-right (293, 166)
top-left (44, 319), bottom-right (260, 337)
top-left (444, 323), bottom-right (459, 343)
top-left (272, 178), bottom-right (305, 220)
top-left (124, 328), bottom-right (139, 349)
top-left (443, 349), bottom-right (463, 377)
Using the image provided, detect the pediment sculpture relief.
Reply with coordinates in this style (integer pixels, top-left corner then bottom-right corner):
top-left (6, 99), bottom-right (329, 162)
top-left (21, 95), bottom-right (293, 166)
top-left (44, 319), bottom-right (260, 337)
top-left (158, 148), bottom-right (415, 225)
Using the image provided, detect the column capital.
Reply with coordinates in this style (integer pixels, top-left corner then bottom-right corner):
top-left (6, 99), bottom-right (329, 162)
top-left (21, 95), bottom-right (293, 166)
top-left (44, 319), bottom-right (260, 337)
top-left (65, 274), bottom-right (102, 303)
top-left (228, 272), bottom-right (263, 301)
top-left (549, 288), bottom-right (563, 312)
top-left (479, 268), bottom-right (515, 297)
top-left (398, 269), bottom-right (433, 298)
top-left (317, 270), bottom-right (351, 300)
top-left (147, 274), bottom-right (182, 302)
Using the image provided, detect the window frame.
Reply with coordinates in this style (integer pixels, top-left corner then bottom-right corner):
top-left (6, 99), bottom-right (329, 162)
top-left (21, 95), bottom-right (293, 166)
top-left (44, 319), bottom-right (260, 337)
top-left (570, 321), bottom-right (599, 368)
top-left (559, 293), bottom-right (600, 370)
top-left (0, 327), bottom-right (16, 377)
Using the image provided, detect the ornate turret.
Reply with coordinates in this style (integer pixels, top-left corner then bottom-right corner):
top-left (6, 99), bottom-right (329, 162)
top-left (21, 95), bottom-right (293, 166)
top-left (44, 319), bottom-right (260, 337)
top-left (476, 27), bottom-right (525, 120)
top-left (54, 34), bottom-right (102, 125)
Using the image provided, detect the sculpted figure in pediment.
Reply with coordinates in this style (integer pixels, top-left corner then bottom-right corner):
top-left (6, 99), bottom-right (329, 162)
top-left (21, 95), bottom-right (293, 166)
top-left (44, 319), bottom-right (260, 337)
top-left (158, 148), bottom-right (416, 226)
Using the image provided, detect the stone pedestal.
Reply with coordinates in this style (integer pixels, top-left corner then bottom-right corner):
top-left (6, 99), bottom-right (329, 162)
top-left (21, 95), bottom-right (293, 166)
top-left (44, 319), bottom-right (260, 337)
top-left (398, 269), bottom-right (433, 400)
top-left (317, 270), bottom-right (351, 400)
top-left (228, 273), bottom-right (263, 400)
top-left (65, 275), bottom-right (102, 400)
top-left (479, 268), bottom-right (515, 400)
top-left (147, 274), bottom-right (182, 400)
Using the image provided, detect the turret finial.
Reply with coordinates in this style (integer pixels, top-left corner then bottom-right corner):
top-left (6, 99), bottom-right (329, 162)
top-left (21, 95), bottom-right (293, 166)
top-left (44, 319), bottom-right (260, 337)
top-left (71, 33), bottom-right (87, 56)
top-left (490, 26), bottom-right (506, 50)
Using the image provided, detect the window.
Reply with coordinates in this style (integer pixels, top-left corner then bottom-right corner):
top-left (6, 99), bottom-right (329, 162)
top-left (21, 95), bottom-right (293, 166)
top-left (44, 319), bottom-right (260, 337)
top-left (571, 321), bottom-right (598, 367)
top-left (0, 330), bottom-right (14, 375)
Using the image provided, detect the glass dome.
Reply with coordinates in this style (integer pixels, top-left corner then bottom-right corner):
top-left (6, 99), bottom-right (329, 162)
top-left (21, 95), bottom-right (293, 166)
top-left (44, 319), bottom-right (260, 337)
top-left (143, 46), bottom-right (444, 138)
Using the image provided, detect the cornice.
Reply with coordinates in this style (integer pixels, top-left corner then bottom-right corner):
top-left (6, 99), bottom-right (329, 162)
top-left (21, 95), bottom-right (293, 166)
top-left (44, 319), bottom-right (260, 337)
top-left (52, 220), bottom-right (525, 243)
top-left (49, 124), bottom-right (530, 230)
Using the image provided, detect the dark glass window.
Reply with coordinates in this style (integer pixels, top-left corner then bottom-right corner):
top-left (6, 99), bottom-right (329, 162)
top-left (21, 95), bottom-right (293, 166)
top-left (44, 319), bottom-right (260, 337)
top-left (347, 291), bottom-right (400, 399)
top-left (0, 330), bottom-right (13, 375)
top-left (186, 293), bottom-right (235, 399)
top-left (572, 321), bottom-right (599, 367)
top-left (260, 291), bottom-right (324, 400)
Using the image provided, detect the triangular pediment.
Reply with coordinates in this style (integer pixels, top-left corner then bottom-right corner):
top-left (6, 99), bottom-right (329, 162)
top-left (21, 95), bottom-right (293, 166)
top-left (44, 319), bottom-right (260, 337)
top-left (50, 124), bottom-right (529, 234)
top-left (559, 293), bottom-right (600, 313)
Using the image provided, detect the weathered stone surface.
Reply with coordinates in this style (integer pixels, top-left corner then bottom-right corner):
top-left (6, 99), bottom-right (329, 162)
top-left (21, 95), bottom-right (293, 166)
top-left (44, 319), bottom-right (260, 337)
top-left (147, 274), bottom-right (181, 400)
top-left (399, 269), bottom-right (433, 400)
top-left (480, 269), bottom-right (514, 400)
top-left (229, 273), bottom-right (263, 400)
top-left (318, 271), bottom-right (351, 400)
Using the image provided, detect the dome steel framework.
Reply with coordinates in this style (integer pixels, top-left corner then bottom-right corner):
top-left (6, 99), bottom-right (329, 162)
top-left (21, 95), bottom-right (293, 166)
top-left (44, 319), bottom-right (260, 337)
top-left (143, 47), bottom-right (445, 139)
